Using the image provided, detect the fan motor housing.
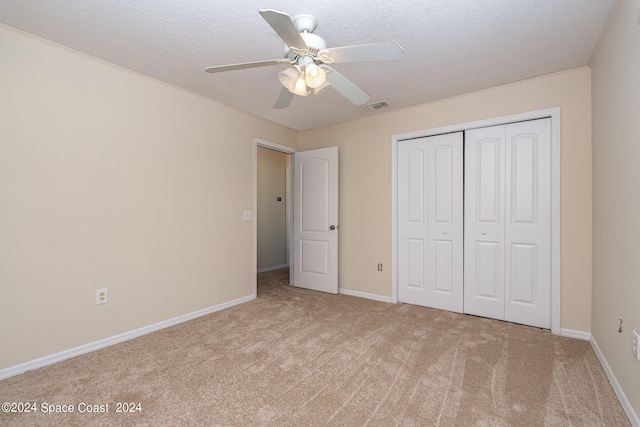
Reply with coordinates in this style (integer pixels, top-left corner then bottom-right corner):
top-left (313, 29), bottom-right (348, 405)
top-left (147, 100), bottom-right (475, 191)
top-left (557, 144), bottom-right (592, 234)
top-left (284, 32), bottom-right (327, 59)
top-left (293, 14), bottom-right (317, 33)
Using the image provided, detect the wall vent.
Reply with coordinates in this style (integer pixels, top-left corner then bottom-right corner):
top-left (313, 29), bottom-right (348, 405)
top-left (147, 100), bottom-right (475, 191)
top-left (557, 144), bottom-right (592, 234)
top-left (363, 100), bottom-right (390, 111)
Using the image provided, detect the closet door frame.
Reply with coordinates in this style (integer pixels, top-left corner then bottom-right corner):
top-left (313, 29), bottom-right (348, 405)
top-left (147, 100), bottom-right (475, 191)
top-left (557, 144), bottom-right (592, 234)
top-left (391, 107), bottom-right (561, 335)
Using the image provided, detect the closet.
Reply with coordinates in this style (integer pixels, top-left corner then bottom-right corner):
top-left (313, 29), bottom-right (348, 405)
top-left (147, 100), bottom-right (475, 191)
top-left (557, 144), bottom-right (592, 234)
top-left (397, 118), bottom-right (551, 329)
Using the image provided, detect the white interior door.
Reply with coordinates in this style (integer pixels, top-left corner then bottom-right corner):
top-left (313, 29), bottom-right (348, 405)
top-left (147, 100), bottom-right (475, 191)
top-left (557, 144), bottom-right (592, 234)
top-left (397, 133), bottom-right (464, 312)
top-left (292, 147), bottom-right (339, 294)
top-left (464, 119), bottom-right (551, 328)
top-left (504, 119), bottom-right (551, 328)
top-left (464, 125), bottom-right (507, 319)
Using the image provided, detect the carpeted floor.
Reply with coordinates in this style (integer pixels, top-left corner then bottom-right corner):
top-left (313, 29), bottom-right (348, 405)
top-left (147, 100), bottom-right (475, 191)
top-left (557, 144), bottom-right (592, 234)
top-left (0, 268), bottom-right (630, 426)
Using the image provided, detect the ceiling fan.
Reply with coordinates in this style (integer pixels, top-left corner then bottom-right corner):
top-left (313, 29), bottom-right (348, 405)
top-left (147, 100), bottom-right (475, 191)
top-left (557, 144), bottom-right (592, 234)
top-left (205, 9), bottom-right (403, 109)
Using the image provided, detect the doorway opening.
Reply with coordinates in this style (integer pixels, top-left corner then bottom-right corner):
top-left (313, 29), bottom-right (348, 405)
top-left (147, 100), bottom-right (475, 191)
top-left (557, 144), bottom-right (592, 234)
top-left (253, 139), bottom-right (296, 297)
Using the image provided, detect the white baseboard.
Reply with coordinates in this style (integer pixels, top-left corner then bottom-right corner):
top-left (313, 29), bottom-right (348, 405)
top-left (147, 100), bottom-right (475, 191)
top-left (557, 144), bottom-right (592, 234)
top-left (0, 294), bottom-right (255, 381)
top-left (560, 328), bottom-right (591, 340)
top-left (338, 288), bottom-right (392, 303)
top-left (590, 336), bottom-right (640, 427)
top-left (257, 264), bottom-right (288, 273)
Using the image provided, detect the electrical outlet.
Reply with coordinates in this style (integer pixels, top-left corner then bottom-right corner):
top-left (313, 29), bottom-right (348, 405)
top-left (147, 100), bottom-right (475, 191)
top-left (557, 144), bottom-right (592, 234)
top-left (96, 288), bottom-right (108, 305)
top-left (633, 330), bottom-right (640, 361)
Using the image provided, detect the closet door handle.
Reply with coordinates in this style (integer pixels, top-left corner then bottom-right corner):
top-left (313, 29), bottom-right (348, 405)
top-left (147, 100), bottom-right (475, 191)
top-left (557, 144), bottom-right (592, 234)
top-left (481, 231), bottom-right (487, 235)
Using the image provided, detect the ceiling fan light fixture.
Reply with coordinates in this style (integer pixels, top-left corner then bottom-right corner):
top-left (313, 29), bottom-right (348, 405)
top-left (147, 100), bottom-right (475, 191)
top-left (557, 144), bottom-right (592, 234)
top-left (290, 77), bottom-right (309, 96)
top-left (304, 63), bottom-right (326, 88)
top-left (278, 66), bottom-right (300, 91)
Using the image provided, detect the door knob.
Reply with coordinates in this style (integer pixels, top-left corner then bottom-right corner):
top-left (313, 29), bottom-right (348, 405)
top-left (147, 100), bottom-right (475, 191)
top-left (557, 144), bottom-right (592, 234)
top-left (481, 231), bottom-right (487, 235)
top-left (442, 230), bottom-right (448, 235)
top-left (330, 225), bottom-right (336, 230)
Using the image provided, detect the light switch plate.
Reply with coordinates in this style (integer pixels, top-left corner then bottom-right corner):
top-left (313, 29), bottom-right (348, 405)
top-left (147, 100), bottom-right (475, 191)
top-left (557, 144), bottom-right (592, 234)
top-left (243, 210), bottom-right (252, 221)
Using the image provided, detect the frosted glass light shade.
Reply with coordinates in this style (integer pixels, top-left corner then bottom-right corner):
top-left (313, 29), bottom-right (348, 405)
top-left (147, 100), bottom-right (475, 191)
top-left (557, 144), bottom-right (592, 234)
top-left (304, 63), bottom-right (326, 88)
top-left (278, 67), bottom-right (300, 91)
top-left (290, 77), bottom-right (308, 96)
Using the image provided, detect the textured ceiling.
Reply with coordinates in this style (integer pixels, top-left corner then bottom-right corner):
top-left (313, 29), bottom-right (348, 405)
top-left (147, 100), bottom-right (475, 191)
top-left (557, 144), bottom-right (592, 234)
top-left (0, 0), bottom-right (615, 131)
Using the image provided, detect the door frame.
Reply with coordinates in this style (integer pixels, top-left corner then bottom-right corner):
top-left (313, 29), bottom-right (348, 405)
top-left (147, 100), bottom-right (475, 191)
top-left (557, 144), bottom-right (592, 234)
top-left (253, 138), bottom-right (297, 298)
top-left (391, 107), bottom-right (561, 335)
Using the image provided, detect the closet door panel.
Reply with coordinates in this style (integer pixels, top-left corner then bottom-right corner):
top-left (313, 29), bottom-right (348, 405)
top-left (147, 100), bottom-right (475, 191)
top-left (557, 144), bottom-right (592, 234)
top-left (504, 119), bottom-right (551, 328)
top-left (398, 144), bottom-right (429, 306)
top-left (428, 139), bottom-right (463, 312)
top-left (464, 126), bottom-right (506, 319)
top-left (509, 243), bottom-right (536, 303)
top-left (398, 133), bottom-right (463, 312)
top-left (475, 241), bottom-right (501, 299)
top-left (407, 238), bottom-right (426, 291)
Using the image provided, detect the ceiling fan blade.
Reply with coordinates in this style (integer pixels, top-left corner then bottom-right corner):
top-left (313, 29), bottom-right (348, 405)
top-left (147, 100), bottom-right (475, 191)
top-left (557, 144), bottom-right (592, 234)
top-left (205, 59), bottom-right (289, 73)
top-left (323, 42), bottom-right (403, 63)
top-left (325, 67), bottom-right (370, 106)
top-left (273, 87), bottom-right (294, 109)
top-left (259, 9), bottom-right (307, 50)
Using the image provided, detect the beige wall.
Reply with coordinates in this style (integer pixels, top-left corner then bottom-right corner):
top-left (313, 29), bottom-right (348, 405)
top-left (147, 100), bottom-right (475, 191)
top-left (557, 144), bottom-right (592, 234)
top-left (0, 22), bottom-right (599, 379)
top-left (0, 26), bottom-right (298, 370)
top-left (591, 0), bottom-right (640, 416)
top-left (257, 147), bottom-right (289, 271)
top-left (299, 67), bottom-right (593, 333)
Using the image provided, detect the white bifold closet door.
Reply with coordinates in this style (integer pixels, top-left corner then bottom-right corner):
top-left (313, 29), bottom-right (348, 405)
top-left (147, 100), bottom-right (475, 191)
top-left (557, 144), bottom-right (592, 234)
top-left (397, 132), bottom-right (464, 313)
top-left (464, 119), bottom-right (551, 329)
